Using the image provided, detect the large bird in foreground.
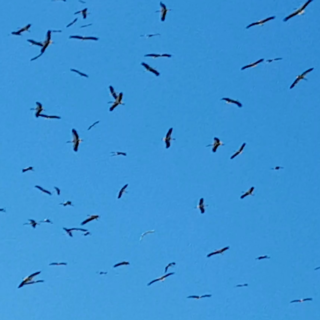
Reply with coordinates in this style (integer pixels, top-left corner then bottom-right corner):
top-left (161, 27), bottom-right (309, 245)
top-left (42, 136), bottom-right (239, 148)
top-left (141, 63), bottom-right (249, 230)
top-left (207, 246), bottom-right (229, 257)
top-left (289, 68), bottom-right (314, 89)
top-left (148, 273), bottom-right (174, 286)
top-left (246, 16), bottom-right (275, 28)
top-left (18, 271), bottom-right (42, 288)
top-left (284, 0), bottom-right (313, 22)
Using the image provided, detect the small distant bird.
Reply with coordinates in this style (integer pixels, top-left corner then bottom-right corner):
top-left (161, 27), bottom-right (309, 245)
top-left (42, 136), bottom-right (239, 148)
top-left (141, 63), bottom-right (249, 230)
top-left (31, 102), bottom-right (44, 117)
top-left (70, 35), bottom-right (98, 41)
top-left (67, 129), bottom-right (82, 152)
top-left (111, 151), bottom-right (127, 157)
top-left (197, 198), bottom-right (206, 214)
top-left (207, 246), bottom-right (229, 257)
top-left (81, 215), bottom-right (99, 225)
top-left (40, 219), bottom-right (53, 224)
top-left (109, 86), bottom-right (124, 111)
top-left (75, 8), bottom-right (88, 19)
top-left (71, 69), bottom-right (88, 77)
top-left (49, 262), bottom-right (67, 266)
top-left (256, 255), bottom-right (270, 260)
top-left (284, 0), bottom-right (313, 22)
top-left (38, 114), bottom-right (61, 119)
top-left (140, 230), bottom-right (155, 241)
top-left (240, 187), bottom-right (254, 199)
top-left (54, 187), bottom-right (61, 195)
top-left (290, 298), bottom-right (312, 303)
top-left (31, 30), bottom-right (52, 61)
top-left (99, 271), bottom-right (108, 275)
top-left (88, 121), bottom-right (99, 130)
top-left (148, 273), bottom-right (174, 286)
top-left (246, 16), bottom-right (275, 28)
top-left (18, 271), bottom-right (42, 288)
top-left (140, 33), bottom-right (161, 38)
top-left (290, 68), bottom-right (314, 89)
top-left (241, 59), bottom-right (264, 70)
top-left (272, 166), bottom-right (284, 170)
top-left (12, 24), bottom-right (31, 35)
top-left (236, 284), bottom-right (248, 287)
top-left (141, 62), bottom-right (160, 76)
top-left (27, 39), bottom-right (44, 47)
top-left (222, 98), bottom-right (242, 107)
top-left (164, 262), bottom-right (176, 273)
top-left (144, 53), bottom-right (171, 58)
top-left (188, 295), bottom-right (211, 299)
top-left (163, 128), bottom-right (174, 148)
top-left (60, 201), bottom-right (73, 207)
top-left (24, 219), bottom-right (39, 228)
top-left (266, 58), bottom-right (282, 63)
top-left (207, 137), bottom-right (223, 153)
top-left (230, 143), bottom-right (246, 159)
top-left (63, 227), bottom-right (88, 237)
top-left (118, 184), bottom-right (128, 199)
top-left (113, 261), bottom-right (130, 268)
top-left (22, 166), bottom-right (33, 173)
top-left (66, 18), bottom-right (78, 28)
top-left (158, 2), bottom-right (170, 21)
top-left (0, 208), bottom-right (6, 213)
top-left (80, 24), bottom-right (93, 28)
top-left (35, 185), bottom-right (52, 195)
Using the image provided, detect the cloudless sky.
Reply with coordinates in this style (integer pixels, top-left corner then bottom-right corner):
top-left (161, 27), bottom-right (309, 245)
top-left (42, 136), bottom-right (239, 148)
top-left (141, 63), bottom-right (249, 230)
top-left (1, 0), bottom-right (319, 319)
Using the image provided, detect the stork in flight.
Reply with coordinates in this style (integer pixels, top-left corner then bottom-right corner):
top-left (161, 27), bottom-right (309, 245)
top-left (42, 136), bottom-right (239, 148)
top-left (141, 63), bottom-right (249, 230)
top-left (207, 137), bottom-right (223, 152)
top-left (240, 187), bottom-right (254, 199)
top-left (12, 24), bottom-right (31, 35)
top-left (109, 86), bottom-right (124, 111)
top-left (67, 129), bottom-right (82, 152)
top-left (18, 271), bottom-right (43, 288)
top-left (207, 246), bottom-right (229, 257)
top-left (163, 128), bottom-right (174, 148)
top-left (148, 273), bottom-right (174, 286)
top-left (284, 0), bottom-right (313, 22)
top-left (246, 16), bottom-right (275, 29)
top-left (157, 2), bottom-right (171, 21)
top-left (290, 68), bottom-right (314, 89)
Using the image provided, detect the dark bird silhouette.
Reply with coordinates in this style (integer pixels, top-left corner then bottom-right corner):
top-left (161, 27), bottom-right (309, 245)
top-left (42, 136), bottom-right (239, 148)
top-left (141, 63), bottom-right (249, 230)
top-left (27, 39), bottom-right (44, 47)
top-left (12, 24), bottom-right (31, 35)
top-left (111, 151), bottom-right (127, 157)
top-left (49, 262), bottom-right (67, 266)
top-left (71, 69), bottom-right (88, 77)
top-left (35, 185), bottom-right (52, 195)
top-left (40, 219), bottom-right (53, 224)
top-left (114, 261), bottom-right (130, 268)
top-left (290, 68), bottom-right (314, 89)
top-left (197, 198), bottom-right (206, 214)
top-left (164, 262), bottom-right (176, 273)
top-left (230, 143), bottom-right (246, 159)
top-left (70, 35), bottom-right (98, 41)
top-left (38, 114), bottom-right (61, 119)
top-left (291, 298), bottom-right (312, 303)
top-left (246, 16), bottom-right (275, 28)
top-left (188, 295), bottom-right (211, 299)
top-left (66, 18), bottom-right (78, 28)
top-left (118, 184), bottom-right (128, 199)
top-left (241, 59), bottom-right (264, 70)
top-left (284, 0), bottom-right (313, 22)
top-left (80, 24), bottom-right (93, 28)
top-left (140, 33), bottom-right (161, 38)
top-left (81, 215), bottom-right (99, 225)
top-left (163, 128), bottom-right (173, 148)
top-left (18, 271), bottom-right (42, 288)
top-left (22, 166), bottom-right (33, 173)
top-left (236, 284), bottom-right (248, 287)
top-left (109, 86), bottom-right (124, 111)
top-left (63, 227), bottom-right (88, 237)
top-left (0, 208), bottom-right (6, 213)
top-left (24, 219), bottom-right (39, 228)
top-left (241, 187), bottom-right (254, 199)
top-left (148, 273), bottom-right (174, 286)
top-left (158, 2), bottom-right (170, 21)
top-left (207, 137), bottom-right (223, 153)
top-left (272, 166), bottom-right (284, 170)
top-left (68, 129), bottom-right (82, 152)
top-left (31, 102), bottom-right (44, 117)
top-left (256, 255), bottom-right (270, 260)
top-left (54, 187), bottom-right (61, 195)
top-left (266, 58), bottom-right (282, 63)
top-left (141, 62), bottom-right (160, 76)
top-left (207, 246), bottom-right (229, 257)
top-left (60, 201), bottom-right (73, 207)
top-left (144, 53), bottom-right (171, 58)
top-left (75, 8), bottom-right (88, 19)
top-left (88, 121), bottom-right (99, 130)
top-left (31, 30), bottom-right (52, 61)
top-left (222, 98), bottom-right (242, 107)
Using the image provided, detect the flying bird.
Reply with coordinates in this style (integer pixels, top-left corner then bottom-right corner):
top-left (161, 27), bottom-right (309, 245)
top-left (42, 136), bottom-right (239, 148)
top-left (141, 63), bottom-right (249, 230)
top-left (230, 143), bottom-right (246, 159)
top-left (68, 129), bottom-right (82, 152)
top-left (71, 69), bottom-right (88, 77)
top-left (70, 35), bottom-right (98, 41)
top-left (27, 39), bottom-right (44, 47)
top-left (222, 98), bottom-right (242, 107)
top-left (66, 18), bottom-right (78, 28)
top-left (148, 273), bottom-right (174, 286)
top-left (49, 262), bottom-right (67, 266)
top-left (54, 187), bottom-right (61, 195)
top-left (164, 262), bottom-right (176, 273)
top-left (80, 24), bottom-right (93, 28)
top-left (144, 53), bottom-right (171, 58)
top-left (40, 219), bottom-right (53, 224)
top-left (256, 255), bottom-right (270, 260)
top-left (290, 68), bottom-right (314, 89)
top-left (141, 62), bottom-right (160, 76)
top-left (291, 298), bottom-right (312, 303)
top-left (163, 128), bottom-right (173, 148)
top-left (284, 0), bottom-right (313, 22)
top-left (35, 185), bottom-right (52, 195)
top-left (38, 114), bottom-right (61, 119)
top-left (241, 59), bottom-right (264, 70)
top-left (63, 227), bottom-right (88, 237)
top-left (31, 30), bottom-right (52, 61)
top-left (109, 86), bottom-right (124, 111)
top-left (113, 261), bottom-right (130, 268)
top-left (60, 201), bottom-right (73, 207)
top-left (12, 24), bottom-right (31, 35)
top-left (81, 215), bottom-right (99, 225)
top-left (75, 8), bottom-right (88, 19)
top-left (31, 102), bottom-right (44, 117)
top-left (266, 58), bottom-right (282, 63)
top-left (88, 121), bottom-right (99, 130)
top-left (236, 284), bottom-right (248, 287)
top-left (158, 2), bottom-right (170, 21)
top-left (240, 187), bottom-right (254, 199)
top-left (207, 137), bottom-right (223, 152)
top-left (22, 166), bottom-right (33, 173)
top-left (197, 198), bottom-right (206, 214)
top-left (207, 246), bottom-right (229, 257)
top-left (246, 16), bottom-right (275, 28)
top-left (118, 184), bottom-right (128, 199)
top-left (140, 230), bottom-right (155, 241)
top-left (272, 166), bottom-right (284, 170)
top-left (188, 295), bottom-right (211, 299)
top-left (18, 271), bottom-right (42, 288)
top-left (24, 219), bottom-right (39, 228)
top-left (140, 33), bottom-right (161, 38)
top-left (111, 151), bottom-right (127, 157)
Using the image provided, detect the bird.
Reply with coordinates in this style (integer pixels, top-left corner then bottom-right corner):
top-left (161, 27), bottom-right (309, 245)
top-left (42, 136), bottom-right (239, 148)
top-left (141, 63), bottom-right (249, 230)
top-left (266, 58), bottom-right (282, 63)
top-left (290, 298), bottom-right (312, 303)
top-left (24, 219), bottom-right (39, 228)
top-left (109, 86), bottom-right (124, 111)
top-left (54, 187), bottom-right (61, 195)
top-left (207, 137), bottom-right (223, 152)
top-left (38, 114), bottom-right (61, 120)
top-left (0, 208), bottom-right (6, 213)
top-left (35, 185), bottom-right (52, 195)
top-left (49, 262), bottom-right (67, 266)
top-left (66, 18), bottom-right (78, 28)
top-left (18, 271), bottom-right (42, 288)
top-left (71, 69), bottom-right (88, 77)
top-left (272, 166), bottom-right (284, 170)
top-left (99, 271), bottom-right (108, 275)
top-left (164, 262), bottom-right (176, 273)
top-left (22, 166), bottom-right (33, 173)
top-left (246, 16), bottom-right (275, 28)
top-left (256, 255), bottom-right (270, 260)
top-left (68, 129), bottom-right (82, 152)
top-left (140, 33), bottom-right (161, 38)
top-left (187, 295), bottom-right (211, 299)
top-left (163, 128), bottom-right (174, 148)
top-left (113, 261), bottom-right (130, 268)
top-left (236, 284), bottom-right (248, 287)
top-left (144, 53), bottom-right (171, 58)
top-left (31, 30), bottom-right (52, 61)
top-left (222, 98), bottom-right (242, 107)
top-left (230, 143), bottom-right (246, 159)
top-left (111, 151), bottom-right (127, 157)
top-left (284, 0), bottom-right (313, 22)
top-left (140, 230), bottom-right (155, 241)
top-left (80, 24), bottom-right (93, 28)
top-left (290, 68), bottom-right (314, 89)
top-left (158, 2), bottom-right (170, 21)
top-left (60, 201), bottom-right (73, 207)
top-left (12, 24), bottom-right (31, 35)
top-left (63, 227), bottom-right (88, 237)
top-left (207, 246), bottom-right (229, 257)
top-left (75, 8), bottom-right (88, 19)
top-left (118, 184), bottom-right (128, 199)
top-left (88, 121), bottom-right (99, 130)
top-left (40, 219), bottom-right (53, 224)
top-left (148, 273), bottom-right (174, 286)
top-left (240, 187), bottom-right (254, 199)
top-left (197, 198), bottom-right (206, 214)
top-left (27, 39), bottom-right (44, 47)
top-left (31, 102), bottom-right (44, 117)
top-left (141, 63), bottom-right (160, 76)
top-left (241, 59), bottom-right (264, 70)
top-left (70, 35), bottom-right (98, 41)
top-left (81, 215), bottom-right (99, 225)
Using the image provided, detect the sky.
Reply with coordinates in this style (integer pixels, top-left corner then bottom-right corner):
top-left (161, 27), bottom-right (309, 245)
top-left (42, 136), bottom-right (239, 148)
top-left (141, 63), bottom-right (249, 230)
top-left (0, 0), bottom-right (319, 319)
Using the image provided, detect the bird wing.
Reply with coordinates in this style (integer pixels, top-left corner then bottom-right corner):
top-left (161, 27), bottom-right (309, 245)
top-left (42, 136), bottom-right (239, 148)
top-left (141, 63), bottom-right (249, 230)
top-left (166, 128), bottom-right (173, 139)
top-left (290, 300), bottom-right (300, 303)
top-left (284, 10), bottom-right (299, 21)
top-left (28, 271), bottom-right (41, 279)
top-left (148, 278), bottom-right (159, 286)
top-left (239, 143), bottom-right (246, 152)
top-left (301, 67), bottom-right (314, 77)
top-left (81, 217), bottom-right (93, 225)
top-left (70, 35), bottom-right (83, 39)
top-left (35, 185), bottom-right (52, 195)
top-left (230, 151), bottom-right (240, 159)
top-left (188, 296), bottom-right (199, 299)
top-left (84, 37), bottom-right (98, 41)
top-left (221, 246), bottom-right (229, 252)
top-left (161, 10), bottom-right (167, 21)
top-left (201, 294), bottom-right (212, 298)
top-left (263, 16), bottom-right (275, 23)
top-left (207, 251), bottom-right (218, 257)
top-left (246, 22), bottom-right (259, 28)
top-left (163, 272), bottom-right (174, 279)
top-left (66, 18), bottom-right (78, 28)
top-left (145, 54), bottom-right (158, 57)
top-left (71, 69), bottom-right (88, 77)
top-left (88, 121), bottom-right (99, 130)
top-left (301, 0), bottom-right (313, 11)
top-left (290, 78), bottom-right (300, 89)
top-left (72, 129), bottom-right (79, 141)
top-left (28, 39), bottom-right (44, 47)
top-left (241, 192), bottom-right (249, 199)
top-left (114, 262), bottom-right (129, 267)
top-left (109, 86), bottom-right (118, 99)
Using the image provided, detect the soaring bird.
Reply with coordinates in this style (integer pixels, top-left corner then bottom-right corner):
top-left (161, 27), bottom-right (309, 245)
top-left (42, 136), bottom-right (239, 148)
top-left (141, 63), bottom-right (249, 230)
top-left (31, 102), bottom-right (44, 117)
top-left (71, 69), bottom-right (88, 77)
top-left (207, 246), bottom-right (229, 257)
top-left (75, 8), bottom-right (88, 19)
top-left (272, 166), bottom-right (284, 170)
top-left (111, 151), bottom-right (127, 157)
top-left (290, 68), bottom-right (314, 89)
top-left (164, 262), bottom-right (176, 273)
top-left (164, 128), bottom-right (173, 148)
top-left (109, 86), bottom-right (124, 111)
top-left (113, 261), bottom-right (130, 268)
top-left (236, 284), bottom-right (248, 287)
top-left (70, 35), bottom-right (98, 41)
top-left (148, 273), bottom-right (174, 286)
top-left (290, 298), bottom-right (312, 303)
top-left (60, 201), bottom-right (73, 207)
top-left (12, 24), bottom-right (31, 35)
top-left (144, 53), bottom-right (171, 58)
top-left (266, 58), bottom-right (282, 63)
top-left (24, 219), bottom-right (39, 228)
top-left (63, 227), bottom-right (88, 237)
top-left (141, 63), bottom-right (160, 76)
top-left (240, 187), bottom-right (254, 199)
top-left (31, 30), bottom-right (52, 61)
top-left (207, 137), bottom-right (223, 152)
top-left (222, 98), bottom-right (242, 107)
top-left (80, 24), bottom-right (93, 28)
top-left (284, 0), bottom-right (313, 22)
top-left (22, 166), bottom-right (33, 173)
top-left (18, 271), bottom-right (42, 288)
top-left (35, 185), bottom-right (52, 195)
top-left (188, 295), bottom-right (211, 299)
top-left (230, 143), bottom-right (246, 159)
top-left (158, 2), bottom-right (170, 21)
top-left (118, 184), bottom-right (128, 199)
top-left (40, 219), bottom-right (53, 224)
top-left (68, 129), bottom-right (82, 152)
top-left (197, 198), bottom-right (206, 214)
top-left (66, 18), bottom-right (78, 28)
top-left (246, 16), bottom-right (275, 28)
top-left (241, 59), bottom-right (264, 70)
top-left (49, 262), bottom-right (67, 266)
top-left (81, 215), bottom-right (99, 225)
top-left (256, 255), bottom-right (270, 260)
top-left (140, 230), bottom-right (155, 241)
top-left (88, 121), bottom-right (100, 130)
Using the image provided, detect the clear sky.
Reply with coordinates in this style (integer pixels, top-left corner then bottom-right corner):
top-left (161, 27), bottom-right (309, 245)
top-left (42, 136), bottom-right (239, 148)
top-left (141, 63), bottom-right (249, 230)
top-left (1, 0), bottom-right (319, 319)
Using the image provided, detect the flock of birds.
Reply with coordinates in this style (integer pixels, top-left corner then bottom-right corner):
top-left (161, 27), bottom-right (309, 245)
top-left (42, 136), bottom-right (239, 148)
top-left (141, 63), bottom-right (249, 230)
top-left (7, 0), bottom-right (318, 312)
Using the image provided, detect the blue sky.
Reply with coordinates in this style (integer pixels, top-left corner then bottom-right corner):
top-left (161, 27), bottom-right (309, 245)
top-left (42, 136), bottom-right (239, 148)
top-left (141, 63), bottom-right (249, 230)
top-left (1, 0), bottom-right (319, 319)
